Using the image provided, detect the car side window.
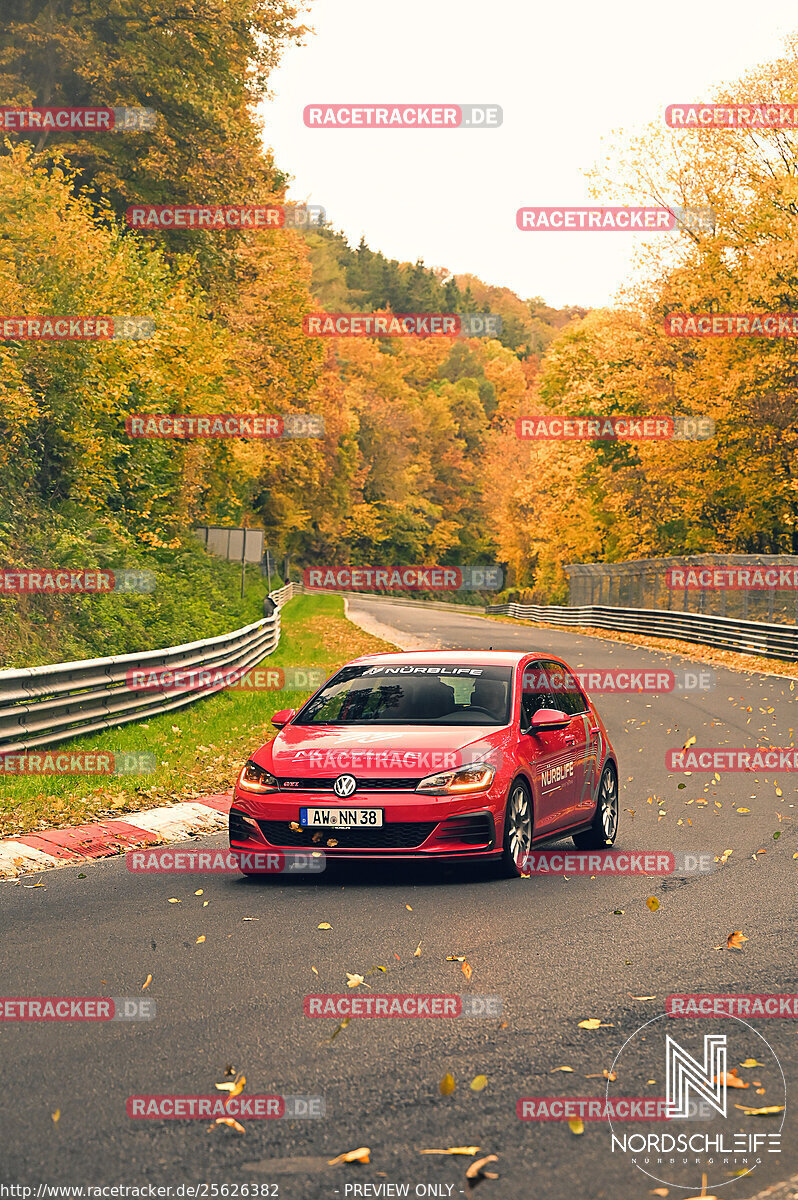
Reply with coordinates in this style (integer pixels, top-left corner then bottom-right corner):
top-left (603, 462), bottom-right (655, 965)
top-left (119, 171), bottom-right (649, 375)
top-left (520, 660), bottom-right (563, 727)
top-left (541, 659), bottom-right (589, 715)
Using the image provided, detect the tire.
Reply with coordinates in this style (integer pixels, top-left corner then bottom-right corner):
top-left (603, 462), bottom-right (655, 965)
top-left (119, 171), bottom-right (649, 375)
top-left (500, 779), bottom-right (533, 877)
top-left (573, 763), bottom-right (618, 850)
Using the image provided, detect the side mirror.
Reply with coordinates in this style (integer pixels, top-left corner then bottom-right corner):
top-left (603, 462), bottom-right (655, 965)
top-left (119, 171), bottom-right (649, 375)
top-left (525, 707), bottom-right (570, 733)
top-left (271, 708), bottom-right (296, 728)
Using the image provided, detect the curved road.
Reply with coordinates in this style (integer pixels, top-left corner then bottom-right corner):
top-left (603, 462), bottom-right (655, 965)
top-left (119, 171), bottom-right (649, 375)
top-left (1, 597), bottom-right (796, 1199)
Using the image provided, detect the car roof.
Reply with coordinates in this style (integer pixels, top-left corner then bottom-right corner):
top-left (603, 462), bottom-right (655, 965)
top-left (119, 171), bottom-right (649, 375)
top-left (346, 649), bottom-right (541, 668)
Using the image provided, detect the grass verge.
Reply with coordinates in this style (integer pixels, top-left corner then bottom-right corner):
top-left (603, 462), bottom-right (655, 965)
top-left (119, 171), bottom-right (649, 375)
top-left (0, 594), bottom-right (396, 838)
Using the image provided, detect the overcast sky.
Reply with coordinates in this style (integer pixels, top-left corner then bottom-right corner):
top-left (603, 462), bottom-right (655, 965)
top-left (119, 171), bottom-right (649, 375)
top-left (258, 0), bottom-right (797, 308)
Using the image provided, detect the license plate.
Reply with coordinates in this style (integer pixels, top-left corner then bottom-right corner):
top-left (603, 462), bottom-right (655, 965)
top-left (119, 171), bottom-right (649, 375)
top-left (300, 807), bottom-right (384, 828)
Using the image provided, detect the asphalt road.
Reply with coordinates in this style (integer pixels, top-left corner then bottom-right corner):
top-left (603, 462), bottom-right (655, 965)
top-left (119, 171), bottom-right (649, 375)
top-left (2, 597), bottom-right (797, 1200)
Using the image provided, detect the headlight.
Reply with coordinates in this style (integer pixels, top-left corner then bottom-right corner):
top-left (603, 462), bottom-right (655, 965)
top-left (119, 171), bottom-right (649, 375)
top-left (237, 760), bottom-right (278, 793)
top-left (416, 763), bottom-right (495, 795)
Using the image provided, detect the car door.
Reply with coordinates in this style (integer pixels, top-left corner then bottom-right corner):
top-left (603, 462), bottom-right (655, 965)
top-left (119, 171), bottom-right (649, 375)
top-left (518, 659), bottom-right (578, 835)
top-left (540, 659), bottom-right (594, 829)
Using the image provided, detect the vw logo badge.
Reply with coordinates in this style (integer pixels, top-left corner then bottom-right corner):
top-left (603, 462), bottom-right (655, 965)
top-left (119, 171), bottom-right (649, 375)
top-left (333, 774), bottom-right (357, 798)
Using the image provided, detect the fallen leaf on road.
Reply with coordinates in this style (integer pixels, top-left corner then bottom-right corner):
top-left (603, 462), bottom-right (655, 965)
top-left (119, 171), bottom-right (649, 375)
top-left (414, 942), bottom-right (422, 957)
top-left (194, 889), bottom-right (203, 896)
top-left (650, 1189), bottom-right (669, 1196)
top-left (168, 898), bottom-right (180, 904)
top-left (568, 1118), bottom-right (584, 1135)
top-left (196, 935), bottom-right (205, 943)
top-left (629, 995), bottom-right (656, 1001)
top-left (420, 1147), bottom-right (480, 1156)
top-left (311, 966), bottom-right (319, 976)
top-left (734, 1104), bottom-right (784, 1116)
top-left (346, 973), bottom-right (365, 989)
top-left (328, 1147), bottom-right (370, 1165)
top-left (646, 896), bottom-right (660, 912)
top-left (329, 1018), bottom-right (350, 1041)
top-left (550, 1066), bottom-right (574, 1073)
top-left (439, 1073), bottom-right (456, 1095)
top-left (51, 1109), bottom-right (60, 1123)
top-left (466, 1155), bottom-right (499, 1186)
top-left (578, 1019), bottom-right (614, 1029)
top-left (211, 1117), bottom-right (245, 1133)
top-left (216, 1073), bottom-right (246, 1101)
top-left (727, 931), bottom-right (749, 950)
top-left (462, 960), bottom-right (473, 982)
top-left (142, 974), bottom-right (152, 990)
top-left (317, 922), bottom-right (331, 930)
top-left (470, 1075), bottom-right (488, 1092)
top-left (739, 1059), bottom-right (764, 1068)
top-left (716, 1070), bottom-right (748, 1089)
top-left (683, 736), bottom-right (696, 749)
top-left (446, 955), bottom-right (466, 962)
top-left (406, 904), bottom-right (413, 910)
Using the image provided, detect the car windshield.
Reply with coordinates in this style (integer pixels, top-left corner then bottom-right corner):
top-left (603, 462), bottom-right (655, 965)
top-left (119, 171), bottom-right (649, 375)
top-left (295, 664), bottom-right (513, 726)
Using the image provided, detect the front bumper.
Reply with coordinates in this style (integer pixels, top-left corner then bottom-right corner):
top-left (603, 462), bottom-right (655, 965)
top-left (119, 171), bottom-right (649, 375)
top-left (230, 786), bottom-right (501, 860)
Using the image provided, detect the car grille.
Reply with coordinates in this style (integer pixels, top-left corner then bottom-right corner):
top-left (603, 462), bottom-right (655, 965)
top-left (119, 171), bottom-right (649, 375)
top-left (256, 819), bottom-right (438, 849)
top-left (277, 776), bottom-right (421, 792)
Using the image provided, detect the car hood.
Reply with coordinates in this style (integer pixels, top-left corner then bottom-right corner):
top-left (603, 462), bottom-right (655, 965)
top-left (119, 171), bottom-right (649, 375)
top-left (253, 723), bottom-right (508, 777)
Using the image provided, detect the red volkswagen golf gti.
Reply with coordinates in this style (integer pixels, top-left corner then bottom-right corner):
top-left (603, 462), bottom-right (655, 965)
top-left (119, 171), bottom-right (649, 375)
top-left (229, 650), bottom-right (618, 876)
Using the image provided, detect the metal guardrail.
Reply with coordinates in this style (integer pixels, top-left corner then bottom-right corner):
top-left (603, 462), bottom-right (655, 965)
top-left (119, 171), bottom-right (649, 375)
top-left (485, 602), bottom-right (798, 662)
top-left (0, 584), bottom-right (302, 754)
